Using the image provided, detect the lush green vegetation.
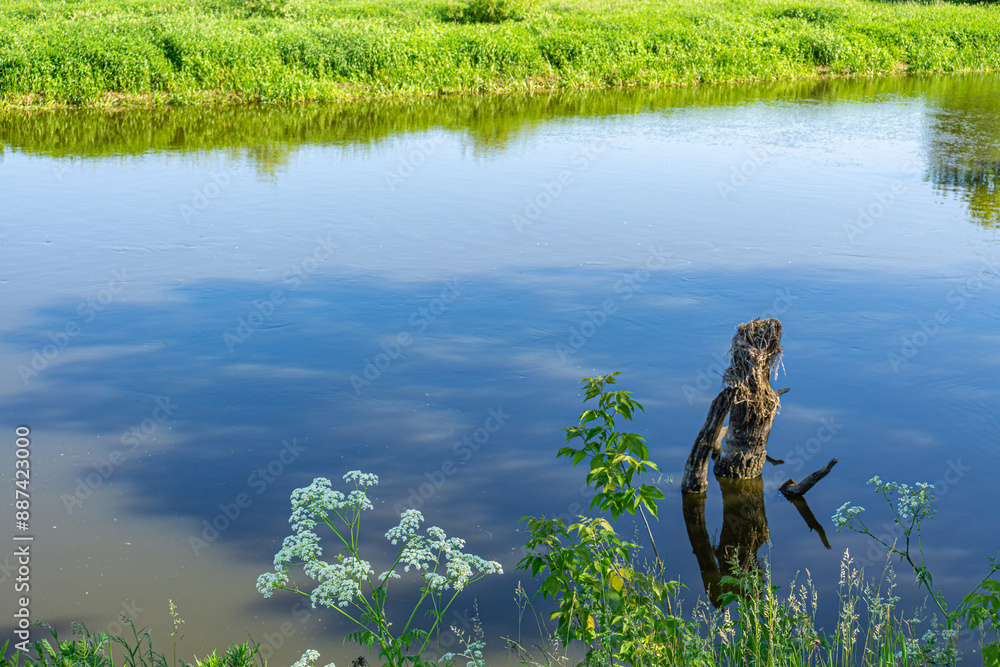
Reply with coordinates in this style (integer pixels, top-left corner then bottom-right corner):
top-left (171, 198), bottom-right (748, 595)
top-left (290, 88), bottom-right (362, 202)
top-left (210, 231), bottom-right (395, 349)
top-left (0, 0), bottom-right (999, 107)
top-left (3, 373), bottom-right (999, 667)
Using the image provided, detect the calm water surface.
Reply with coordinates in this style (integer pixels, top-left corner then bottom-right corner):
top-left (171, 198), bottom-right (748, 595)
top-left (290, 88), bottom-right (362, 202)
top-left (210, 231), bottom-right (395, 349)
top-left (1, 74), bottom-right (999, 664)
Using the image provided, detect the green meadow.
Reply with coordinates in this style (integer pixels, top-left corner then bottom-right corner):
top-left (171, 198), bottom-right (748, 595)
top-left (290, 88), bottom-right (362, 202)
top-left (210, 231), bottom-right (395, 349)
top-left (0, 0), bottom-right (999, 107)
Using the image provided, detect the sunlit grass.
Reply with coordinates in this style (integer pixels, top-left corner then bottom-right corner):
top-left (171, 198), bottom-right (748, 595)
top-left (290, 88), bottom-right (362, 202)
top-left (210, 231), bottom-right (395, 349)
top-left (0, 0), bottom-right (998, 107)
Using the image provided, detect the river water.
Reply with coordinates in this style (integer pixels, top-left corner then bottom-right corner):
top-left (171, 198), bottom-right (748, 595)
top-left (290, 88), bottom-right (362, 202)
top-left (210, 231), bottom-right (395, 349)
top-left (1, 73), bottom-right (999, 665)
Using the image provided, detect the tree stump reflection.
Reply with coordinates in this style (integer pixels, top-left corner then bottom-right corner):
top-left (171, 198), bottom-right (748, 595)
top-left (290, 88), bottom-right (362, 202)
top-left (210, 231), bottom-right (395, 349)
top-left (683, 476), bottom-right (769, 606)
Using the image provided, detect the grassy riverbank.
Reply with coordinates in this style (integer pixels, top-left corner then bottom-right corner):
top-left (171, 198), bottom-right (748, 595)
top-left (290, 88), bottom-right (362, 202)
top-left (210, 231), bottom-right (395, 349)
top-left (1, 0), bottom-right (999, 107)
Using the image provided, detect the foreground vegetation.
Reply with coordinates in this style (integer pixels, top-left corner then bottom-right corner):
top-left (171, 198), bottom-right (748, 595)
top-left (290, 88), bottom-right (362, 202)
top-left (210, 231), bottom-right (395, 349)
top-left (1, 0), bottom-right (999, 107)
top-left (3, 374), bottom-right (999, 667)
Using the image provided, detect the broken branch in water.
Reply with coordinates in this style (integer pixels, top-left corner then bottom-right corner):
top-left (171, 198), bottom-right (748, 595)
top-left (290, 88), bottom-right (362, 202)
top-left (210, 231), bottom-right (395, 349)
top-left (779, 458), bottom-right (839, 497)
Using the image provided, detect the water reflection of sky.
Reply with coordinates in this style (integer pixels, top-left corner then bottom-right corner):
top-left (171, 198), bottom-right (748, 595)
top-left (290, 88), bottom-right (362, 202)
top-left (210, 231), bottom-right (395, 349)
top-left (1, 77), bottom-right (999, 664)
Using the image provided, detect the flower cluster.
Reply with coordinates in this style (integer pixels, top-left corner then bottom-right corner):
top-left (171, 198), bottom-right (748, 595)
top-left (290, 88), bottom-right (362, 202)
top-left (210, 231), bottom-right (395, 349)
top-left (258, 468), bottom-right (503, 599)
top-left (893, 624), bottom-right (959, 663)
top-left (291, 649), bottom-right (335, 667)
top-left (831, 502), bottom-right (865, 528)
top-left (256, 570), bottom-right (289, 598)
top-left (304, 555), bottom-right (374, 608)
top-left (867, 476), bottom-right (936, 523)
top-left (256, 468), bottom-right (503, 665)
top-left (381, 511), bottom-right (503, 590)
top-left (289, 472), bottom-right (378, 533)
top-left (833, 476), bottom-right (937, 531)
top-left (274, 531), bottom-right (323, 568)
top-left (386, 509), bottom-right (423, 546)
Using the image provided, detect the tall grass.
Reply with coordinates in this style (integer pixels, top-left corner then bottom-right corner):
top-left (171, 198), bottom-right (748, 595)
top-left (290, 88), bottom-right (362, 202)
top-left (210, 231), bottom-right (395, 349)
top-left (3, 554), bottom-right (991, 667)
top-left (508, 549), bottom-right (990, 667)
top-left (0, 618), bottom-right (264, 667)
top-left (1, 0), bottom-right (999, 106)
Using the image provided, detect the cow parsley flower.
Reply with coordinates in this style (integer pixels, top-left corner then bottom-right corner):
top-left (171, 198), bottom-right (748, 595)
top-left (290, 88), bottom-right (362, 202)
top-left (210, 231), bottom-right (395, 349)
top-left (401, 536), bottom-right (435, 572)
top-left (256, 571), bottom-right (288, 598)
top-left (386, 509), bottom-right (423, 546)
top-left (257, 467), bottom-right (504, 657)
top-left (378, 569), bottom-right (402, 583)
top-left (289, 478), bottom-right (346, 533)
top-left (897, 482), bottom-right (934, 522)
top-left (831, 502), bottom-right (865, 527)
top-left (346, 489), bottom-right (373, 511)
top-left (446, 553), bottom-right (503, 592)
top-left (424, 572), bottom-right (448, 591)
top-left (274, 531), bottom-right (322, 568)
top-left (305, 556), bottom-right (373, 608)
top-left (291, 649), bottom-right (335, 667)
top-left (343, 470), bottom-right (379, 488)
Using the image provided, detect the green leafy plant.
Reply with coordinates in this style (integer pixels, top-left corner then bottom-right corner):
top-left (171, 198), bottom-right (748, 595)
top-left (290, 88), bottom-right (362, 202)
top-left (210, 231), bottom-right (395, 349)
top-left (440, 0), bottom-right (536, 24)
top-left (834, 476), bottom-right (1000, 665)
top-left (518, 373), bottom-right (689, 666)
top-left (256, 470), bottom-right (503, 667)
top-left (2, 623), bottom-right (113, 667)
top-left (558, 372), bottom-right (668, 586)
top-left (233, 0), bottom-right (304, 18)
top-left (0, 616), bottom-right (263, 667)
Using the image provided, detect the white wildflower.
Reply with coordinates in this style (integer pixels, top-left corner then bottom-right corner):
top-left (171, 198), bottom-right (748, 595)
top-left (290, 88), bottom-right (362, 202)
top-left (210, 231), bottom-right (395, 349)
top-left (256, 571), bottom-right (288, 598)
top-left (289, 478), bottom-right (347, 532)
top-left (386, 509), bottom-right (423, 545)
top-left (274, 531), bottom-right (322, 567)
top-left (831, 502), bottom-right (864, 527)
top-left (291, 649), bottom-right (336, 667)
top-left (304, 556), bottom-right (373, 608)
top-left (378, 569), bottom-right (401, 583)
top-left (343, 470), bottom-right (379, 488)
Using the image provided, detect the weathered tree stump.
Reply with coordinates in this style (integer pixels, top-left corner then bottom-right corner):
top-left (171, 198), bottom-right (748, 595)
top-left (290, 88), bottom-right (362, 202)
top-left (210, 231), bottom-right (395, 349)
top-left (714, 318), bottom-right (784, 480)
top-left (680, 388), bottom-right (733, 494)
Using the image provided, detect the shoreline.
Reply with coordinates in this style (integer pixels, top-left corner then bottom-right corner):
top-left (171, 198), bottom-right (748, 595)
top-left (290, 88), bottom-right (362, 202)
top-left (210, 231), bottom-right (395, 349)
top-left (0, 68), bottom-right (993, 111)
